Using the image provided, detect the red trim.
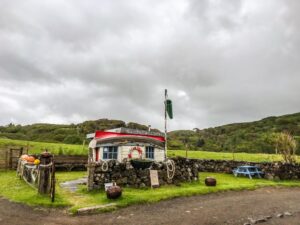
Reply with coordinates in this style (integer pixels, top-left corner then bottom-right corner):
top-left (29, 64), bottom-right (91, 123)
top-left (94, 131), bottom-right (165, 142)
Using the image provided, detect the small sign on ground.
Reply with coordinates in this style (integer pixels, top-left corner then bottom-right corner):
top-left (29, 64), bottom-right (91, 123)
top-left (150, 170), bottom-right (159, 188)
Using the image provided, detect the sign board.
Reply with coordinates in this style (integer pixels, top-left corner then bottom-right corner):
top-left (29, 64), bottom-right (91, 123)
top-left (150, 170), bottom-right (159, 188)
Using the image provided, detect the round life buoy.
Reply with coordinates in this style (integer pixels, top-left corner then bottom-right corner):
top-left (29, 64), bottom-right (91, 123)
top-left (128, 146), bottom-right (143, 159)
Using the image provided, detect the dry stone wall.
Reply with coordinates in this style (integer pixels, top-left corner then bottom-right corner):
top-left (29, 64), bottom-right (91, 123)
top-left (87, 157), bottom-right (199, 190)
top-left (191, 159), bottom-right (300, 180)
top-left (87, 157), bottom-right (300, 190)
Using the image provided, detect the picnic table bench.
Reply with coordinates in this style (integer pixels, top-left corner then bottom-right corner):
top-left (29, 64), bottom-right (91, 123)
top-left (233, 166), bottom-right (263, 179)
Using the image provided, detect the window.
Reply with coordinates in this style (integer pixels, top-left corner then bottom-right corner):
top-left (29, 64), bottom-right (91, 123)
top-left (145, 146), bottom-right (154, 159)
top-left (103, 146), bottom-right (118, 160)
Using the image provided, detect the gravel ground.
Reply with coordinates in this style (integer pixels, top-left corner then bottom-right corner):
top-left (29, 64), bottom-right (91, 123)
top-left (1, 187), bottom-right (300, 225)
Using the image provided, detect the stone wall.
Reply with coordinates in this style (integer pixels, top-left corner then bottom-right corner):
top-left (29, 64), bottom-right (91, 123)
top-left (87, 157), bottom-right (199, 190)
top-left (191, 159), bottom-right (300, 180)
top-left (87, 157), bottom-right (300, 190)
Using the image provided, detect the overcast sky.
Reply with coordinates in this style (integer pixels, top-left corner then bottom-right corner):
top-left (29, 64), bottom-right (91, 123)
top-left (0, 0), bottom-right (299, 131)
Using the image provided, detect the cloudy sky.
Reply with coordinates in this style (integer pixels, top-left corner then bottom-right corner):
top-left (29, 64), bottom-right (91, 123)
top-left (0, 0), bottom-right (299, 131)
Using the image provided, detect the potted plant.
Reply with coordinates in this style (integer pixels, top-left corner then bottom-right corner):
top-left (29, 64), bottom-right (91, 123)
top-left (130, 159), bottom-right (153, 169)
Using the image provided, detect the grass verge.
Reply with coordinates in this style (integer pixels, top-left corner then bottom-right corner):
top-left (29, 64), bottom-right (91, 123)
top-left (1, 171), bottom-right (299, 213)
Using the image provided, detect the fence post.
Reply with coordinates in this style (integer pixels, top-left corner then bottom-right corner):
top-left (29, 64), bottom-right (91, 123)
top-left (38, 152), bottom-right (53, 194)
top-left (9, 149), bottom-right (13, 169)
top-left (5, 150), bottom-right (8, 170)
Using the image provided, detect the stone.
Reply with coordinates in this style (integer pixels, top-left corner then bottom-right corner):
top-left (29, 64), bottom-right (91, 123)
top-left (284, 212), bottom-right (292, 216)
top-left (276, 213), bottom-right (284, 218)
top-left (264, 174), bottom-right (274, 180)
top-left (77, 203), bottom-right (117, 215)
top-left (254, 218), bottom-right (267, 223)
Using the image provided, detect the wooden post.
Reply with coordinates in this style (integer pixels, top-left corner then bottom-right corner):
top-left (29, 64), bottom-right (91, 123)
top-left (87, 148), bottom-right (94, 191)
top-left (5, 150), bottom-right (8, 170)
top-left (9, 149), bottom-right (13, 169)
top-left (38, 151), bottom-right (53, 194)
top-left (51, 158), bottom-right (56, 202)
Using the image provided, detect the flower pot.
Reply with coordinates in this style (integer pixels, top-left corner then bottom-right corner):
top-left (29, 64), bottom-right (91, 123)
top-left (130, 159), bottom-right (153, 170)
top-left (205, 177), bottom-right (217, 186)
top-left (106, 186), bottom-right (122, 199)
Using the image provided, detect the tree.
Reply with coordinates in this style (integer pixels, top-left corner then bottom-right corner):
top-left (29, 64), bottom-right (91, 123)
top-left (275, 132), bottom-right (297, 164)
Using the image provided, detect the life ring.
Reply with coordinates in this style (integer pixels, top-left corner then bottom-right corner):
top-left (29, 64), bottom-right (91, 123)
top-left (128, 146), bottom-right (143, 159)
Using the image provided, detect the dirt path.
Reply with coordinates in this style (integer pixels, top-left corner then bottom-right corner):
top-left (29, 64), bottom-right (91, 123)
top-left (1, 187), bottom-right (300, 225)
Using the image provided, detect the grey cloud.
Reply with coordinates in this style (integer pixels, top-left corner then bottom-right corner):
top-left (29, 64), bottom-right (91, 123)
top-left (0, 0), bottom-right (300, 131)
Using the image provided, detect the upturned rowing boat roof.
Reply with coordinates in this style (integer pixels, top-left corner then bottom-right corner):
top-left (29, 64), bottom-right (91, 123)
top-left (87, 127), bottom-right (165, 148)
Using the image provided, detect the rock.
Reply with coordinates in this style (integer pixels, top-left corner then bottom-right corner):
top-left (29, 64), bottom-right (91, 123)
top-left (248, 218), bottom-right (256, 224)
top-left (254, 218), bottom-right (267, 223)
top-left (276, 213), bottom-right (284, 218)
top-left (274, 176), bottom-right (281, 181)
top-left (77, 203), bottom-right (117, 215)
top-left (284, 212), bottom-right (292, 216)
top-left (264, 174), bottom-right (274, 180)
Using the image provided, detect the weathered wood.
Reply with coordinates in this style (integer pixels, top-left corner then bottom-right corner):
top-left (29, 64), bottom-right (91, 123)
top-left (54, 155), bottom-right (87, 171)
top-left (38, 152), bottom-right (53, 194)
top-left (51, 159), bottom-right (56, 202)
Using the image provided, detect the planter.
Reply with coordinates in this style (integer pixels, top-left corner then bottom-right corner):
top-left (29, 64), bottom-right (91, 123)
top-left (205, 177), bottom-right (217, 186)
top-left (106, 186), bottom-right (122, 199)
top-left (130, 159), bottom-right (153, 170)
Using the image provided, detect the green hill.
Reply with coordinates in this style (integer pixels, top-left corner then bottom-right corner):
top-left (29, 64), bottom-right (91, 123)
top-left (0, 112), bottom-right (300, 154)
top-left (168, 112), bottom-right (300, 154)
top-left (0, 119), bottom-right (157, 145)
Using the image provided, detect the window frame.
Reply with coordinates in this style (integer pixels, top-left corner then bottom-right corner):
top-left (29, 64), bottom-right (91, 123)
top-left (102, 146), bottom-right (118, 160)
top-left (145, 146), bottom-right (155, 159)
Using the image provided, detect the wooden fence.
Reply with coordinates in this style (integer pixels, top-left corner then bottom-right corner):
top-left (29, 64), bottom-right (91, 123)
top-left (54, 155), bottom-right (87, 171)
top-left (0, 147), bottom-right (28, 170)
top-left (0, 147), bottom-right (87, 171)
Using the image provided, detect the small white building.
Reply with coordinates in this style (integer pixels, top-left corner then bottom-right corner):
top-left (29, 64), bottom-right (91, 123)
top-left (87, 128), bottom-right (166, 162)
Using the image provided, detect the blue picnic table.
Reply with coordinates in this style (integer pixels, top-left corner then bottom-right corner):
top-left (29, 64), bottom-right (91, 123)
top-left (233, 166), bottom-right (263, 179)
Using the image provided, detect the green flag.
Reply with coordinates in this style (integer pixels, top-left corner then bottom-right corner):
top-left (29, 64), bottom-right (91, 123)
top-left (166, 99), bottom-right (173, 119)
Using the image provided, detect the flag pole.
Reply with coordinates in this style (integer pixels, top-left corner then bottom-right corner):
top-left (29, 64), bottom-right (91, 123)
top-left (164, 89), bottom-right (168, 159)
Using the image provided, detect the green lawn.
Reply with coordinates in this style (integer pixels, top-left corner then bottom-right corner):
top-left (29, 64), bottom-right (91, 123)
top-left (1, 138), bottom-right (299, 163)
top-left (0, 171), bottom-right (300, 213)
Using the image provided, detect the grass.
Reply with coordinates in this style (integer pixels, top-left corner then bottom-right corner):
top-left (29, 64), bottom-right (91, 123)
top-left (0, 138), bottom-right (87, 155)
top-left (1, 137), bottom-right (300, 163)
top-left (168, 150), bottom-right (300, 163)
top-left (1, 170), bottom-right (300, 213)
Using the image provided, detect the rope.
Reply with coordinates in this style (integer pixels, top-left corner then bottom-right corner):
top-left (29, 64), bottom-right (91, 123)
top-left (101, 160), bottom-right (109, 172)
top-left (38, 162), bottom-right (53, 168)
top-left (165, 159), bottom-right (175, 180)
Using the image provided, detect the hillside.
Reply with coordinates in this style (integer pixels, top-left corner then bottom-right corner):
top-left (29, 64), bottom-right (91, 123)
top-left (168, 112), bottom-right (300, 154)
top-left (0, 119), bottom-right (158, 145)
top-left (0, 112), bottom-right (300, 154)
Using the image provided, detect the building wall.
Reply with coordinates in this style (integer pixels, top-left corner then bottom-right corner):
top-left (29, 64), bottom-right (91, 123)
top-left (92, 144), bottom-right (165, 162)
